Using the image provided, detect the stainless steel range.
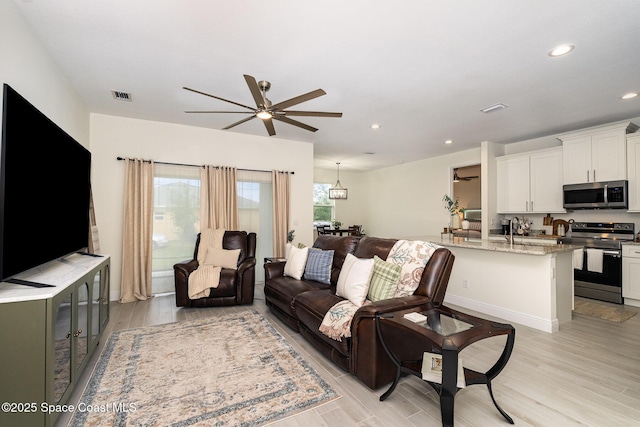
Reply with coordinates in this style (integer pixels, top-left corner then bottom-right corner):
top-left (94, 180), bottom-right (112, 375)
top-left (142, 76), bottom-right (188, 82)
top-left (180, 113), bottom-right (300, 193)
top-left (562, 222), bottom-right (635, 304)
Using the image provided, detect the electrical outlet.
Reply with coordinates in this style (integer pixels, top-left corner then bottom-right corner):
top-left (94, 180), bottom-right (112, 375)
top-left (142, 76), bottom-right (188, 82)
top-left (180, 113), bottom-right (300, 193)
top-left (462, 279), bottom-right (469, 289)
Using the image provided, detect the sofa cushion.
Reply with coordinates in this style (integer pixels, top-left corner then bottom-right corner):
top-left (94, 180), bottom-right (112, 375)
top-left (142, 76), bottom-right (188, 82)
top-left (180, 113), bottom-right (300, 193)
top-left (352, 236), bottom-right (397, 260)
top-left (367, 255), bottom-right (402, 302)
top-left (312, 235), bottom-right (360, 285)
top-left (304, 248), bottom-right (334, 284)
top-left (294, 289), bottom-right (350, 357)
top-left (264, 275), bottom-right (331, 319)
top-left (284, 246), bottom-right (309, 280)
top-left (204, 247), bottom-right (241, 269)
top-left (336, 254), bottom-right (374, 307)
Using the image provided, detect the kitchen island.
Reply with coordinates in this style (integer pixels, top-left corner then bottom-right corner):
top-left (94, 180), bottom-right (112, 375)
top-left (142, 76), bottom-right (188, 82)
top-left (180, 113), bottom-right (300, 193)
top-left (412, 236), bottom-right (580, 333)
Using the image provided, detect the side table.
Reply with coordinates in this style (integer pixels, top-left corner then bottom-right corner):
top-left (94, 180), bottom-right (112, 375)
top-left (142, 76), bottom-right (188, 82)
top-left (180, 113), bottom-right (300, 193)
top-left (375, 304), bottom-right (515, 427)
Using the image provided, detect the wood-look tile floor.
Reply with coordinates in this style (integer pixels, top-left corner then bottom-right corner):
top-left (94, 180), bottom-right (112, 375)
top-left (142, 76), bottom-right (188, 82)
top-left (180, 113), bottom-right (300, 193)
top-left (58, 286), bottom-right (640, 427)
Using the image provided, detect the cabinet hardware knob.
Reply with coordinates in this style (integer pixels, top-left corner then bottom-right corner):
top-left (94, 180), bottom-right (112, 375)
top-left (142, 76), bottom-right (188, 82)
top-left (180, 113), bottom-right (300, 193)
top-left (73, 329), bottom-right (83, 337)
top-left (66, 331), bottom-right (71, 339)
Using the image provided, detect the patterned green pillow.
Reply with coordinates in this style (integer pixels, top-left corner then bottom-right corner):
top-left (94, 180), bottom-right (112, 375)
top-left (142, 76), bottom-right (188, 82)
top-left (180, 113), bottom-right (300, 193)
top-left (367, 255), bottom-right (402, 302)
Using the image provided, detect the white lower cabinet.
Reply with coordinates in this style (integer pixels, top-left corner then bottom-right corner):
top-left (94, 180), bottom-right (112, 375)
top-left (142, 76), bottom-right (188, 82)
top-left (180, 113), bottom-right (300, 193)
top-left (623, 245), bottom-right (640, 306)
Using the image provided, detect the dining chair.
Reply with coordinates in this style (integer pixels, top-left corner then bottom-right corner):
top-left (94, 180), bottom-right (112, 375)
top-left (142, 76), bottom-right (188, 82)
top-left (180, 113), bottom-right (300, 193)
top-left (348, 225), bottom-right (362, 236)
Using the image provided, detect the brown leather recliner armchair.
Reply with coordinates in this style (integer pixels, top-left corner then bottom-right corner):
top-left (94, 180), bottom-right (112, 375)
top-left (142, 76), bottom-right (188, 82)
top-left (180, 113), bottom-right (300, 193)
top-left (174, 230), bottom-right (257, 307)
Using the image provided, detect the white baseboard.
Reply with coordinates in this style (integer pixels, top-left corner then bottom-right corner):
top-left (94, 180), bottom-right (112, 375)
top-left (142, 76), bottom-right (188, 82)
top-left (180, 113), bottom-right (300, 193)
top-left (444, 294), bottom-right (559, 333)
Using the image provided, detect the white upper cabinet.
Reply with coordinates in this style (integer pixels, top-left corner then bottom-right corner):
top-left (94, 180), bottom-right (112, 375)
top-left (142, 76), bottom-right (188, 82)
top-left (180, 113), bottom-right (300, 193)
top-left (627, 134), bottom-right (640, 211)
top-left (558, 121), bottom-right (638, 184)
top-left (497, 147), bottom-right (564, 214)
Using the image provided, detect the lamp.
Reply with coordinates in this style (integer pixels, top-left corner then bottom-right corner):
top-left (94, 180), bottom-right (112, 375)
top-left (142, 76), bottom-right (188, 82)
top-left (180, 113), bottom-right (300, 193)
top-left (453, 169), bottom-right (460, 183)
top-left (329, 162), bottom-right (348, 200)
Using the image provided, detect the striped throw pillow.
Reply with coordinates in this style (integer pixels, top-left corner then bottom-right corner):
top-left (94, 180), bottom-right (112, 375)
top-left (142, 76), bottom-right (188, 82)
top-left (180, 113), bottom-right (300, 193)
top-left (367, 255), bottom-right (402, 302)
top-left (303, 248), bottom-right (334, 284)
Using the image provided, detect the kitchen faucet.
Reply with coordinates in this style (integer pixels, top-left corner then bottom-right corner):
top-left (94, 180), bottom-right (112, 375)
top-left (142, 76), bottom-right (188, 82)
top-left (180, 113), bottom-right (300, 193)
top-left (506, 216), bottom-right (519, 248)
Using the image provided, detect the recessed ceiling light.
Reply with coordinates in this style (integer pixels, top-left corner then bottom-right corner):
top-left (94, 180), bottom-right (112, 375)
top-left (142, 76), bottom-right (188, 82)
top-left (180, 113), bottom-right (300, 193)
top-left (445, 139), bottom-right (453, 144)
top-left (548, 44), bottom-right (575, 57)
top-left (621, 92), bottom-right (638, 100)
top-left (370, 123), bottom-right (381, 129)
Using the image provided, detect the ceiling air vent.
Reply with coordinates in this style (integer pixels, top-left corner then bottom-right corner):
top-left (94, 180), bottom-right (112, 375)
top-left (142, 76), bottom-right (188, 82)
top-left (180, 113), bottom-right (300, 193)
top-left (480, 103), bottom-right (507, 113)
top-left (111, 90), bottom-right (132, 102)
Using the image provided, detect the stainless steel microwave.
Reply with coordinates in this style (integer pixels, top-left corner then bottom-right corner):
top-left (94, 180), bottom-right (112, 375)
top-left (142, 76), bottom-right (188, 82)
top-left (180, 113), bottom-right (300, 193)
top-left (563, 180), bottom-right (628, 209)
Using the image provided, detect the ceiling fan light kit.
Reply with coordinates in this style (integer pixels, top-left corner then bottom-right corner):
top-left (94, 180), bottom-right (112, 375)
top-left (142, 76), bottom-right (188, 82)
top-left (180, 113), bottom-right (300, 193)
top-left (329, 162), bottom-right (348, 200)
top-left (183, 74), bottom-right (342, 136)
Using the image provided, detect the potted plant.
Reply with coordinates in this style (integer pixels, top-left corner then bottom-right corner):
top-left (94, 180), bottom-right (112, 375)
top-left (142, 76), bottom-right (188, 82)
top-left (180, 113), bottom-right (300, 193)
top-left (331, 220), bottom-right (342, 229)
top-left (442, 194), bottom-right (464, 229)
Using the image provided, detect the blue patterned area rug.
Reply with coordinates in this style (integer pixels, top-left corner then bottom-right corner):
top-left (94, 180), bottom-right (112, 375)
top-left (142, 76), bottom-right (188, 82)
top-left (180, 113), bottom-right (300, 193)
top-left (70, 310), bottom-right (339, 426)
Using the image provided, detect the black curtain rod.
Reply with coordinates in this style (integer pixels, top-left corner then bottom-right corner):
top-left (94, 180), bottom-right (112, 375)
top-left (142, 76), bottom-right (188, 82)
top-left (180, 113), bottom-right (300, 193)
top-left (116, 157), bottom-right (293, 174)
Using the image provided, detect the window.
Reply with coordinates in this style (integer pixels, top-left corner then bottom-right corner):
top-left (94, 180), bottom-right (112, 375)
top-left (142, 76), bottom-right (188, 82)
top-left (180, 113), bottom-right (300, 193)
top-left (237, 170), bottom-right (273, 283)
top-left (313, 183), bottom-right (334, 227)
top-left (152, 164), bottom-right (201, 294)
top-left (150, 165), bottom-right (274, 292)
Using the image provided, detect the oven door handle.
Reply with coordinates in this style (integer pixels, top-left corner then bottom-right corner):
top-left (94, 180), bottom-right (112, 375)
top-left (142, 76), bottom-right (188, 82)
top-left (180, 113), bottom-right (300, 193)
top-left (602, 250), bottom-right (620, 257)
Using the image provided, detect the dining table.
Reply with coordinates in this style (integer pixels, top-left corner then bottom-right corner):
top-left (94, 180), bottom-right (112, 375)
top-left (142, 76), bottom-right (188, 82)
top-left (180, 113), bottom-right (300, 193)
top-left (324, 228), bottom-right (354, 236)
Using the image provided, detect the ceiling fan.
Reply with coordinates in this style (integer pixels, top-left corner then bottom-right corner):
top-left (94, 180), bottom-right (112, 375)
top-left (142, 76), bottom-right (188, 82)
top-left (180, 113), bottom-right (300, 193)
top-left (453, 168), bottom-right (479, 182)
top-left (183, 74), bottom-right (342, 136)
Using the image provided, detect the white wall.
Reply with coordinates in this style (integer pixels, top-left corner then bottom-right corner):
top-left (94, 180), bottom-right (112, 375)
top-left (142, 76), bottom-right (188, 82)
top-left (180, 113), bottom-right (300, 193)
top-left (90, 114), bottom-right (314, 300)
top-left (358, 148), bottom-right (481, 238)
top-left (0, 1), bottom-right (89, 145)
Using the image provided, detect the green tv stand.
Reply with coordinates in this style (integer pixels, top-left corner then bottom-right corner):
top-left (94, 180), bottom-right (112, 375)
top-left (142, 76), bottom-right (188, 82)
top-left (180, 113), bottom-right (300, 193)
top-left (0, 253), bottom-right (110, 427)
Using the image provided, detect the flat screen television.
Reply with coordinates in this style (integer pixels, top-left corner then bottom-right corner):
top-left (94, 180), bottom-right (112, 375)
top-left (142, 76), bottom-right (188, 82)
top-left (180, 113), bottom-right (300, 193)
top-left (0, 84), bottom-right (92, 283)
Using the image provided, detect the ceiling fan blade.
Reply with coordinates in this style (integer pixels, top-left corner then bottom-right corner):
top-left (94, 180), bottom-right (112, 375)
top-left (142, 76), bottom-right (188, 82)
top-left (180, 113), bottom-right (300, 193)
top-left (243, 75), bottom-right (266, 109)
top-left (183, 86), bottom-right (256, 111)
top-left (222, 115), bottom-right (256, 130)
top-left (261, 118), bottom-right (276, 136)
top-left (185, 111), bottom-right (254, 114)
top-left (270, 89), bottom-right (326, 111)
top-left (272, 115), bottom-right (318, 132)
top-left (282, 110), bottom-right (342, 118)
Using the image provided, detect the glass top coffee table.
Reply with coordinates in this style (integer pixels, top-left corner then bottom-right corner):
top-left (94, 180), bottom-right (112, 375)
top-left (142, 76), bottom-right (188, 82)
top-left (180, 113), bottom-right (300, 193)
top-left (376, 303), bottom-right (515, 427)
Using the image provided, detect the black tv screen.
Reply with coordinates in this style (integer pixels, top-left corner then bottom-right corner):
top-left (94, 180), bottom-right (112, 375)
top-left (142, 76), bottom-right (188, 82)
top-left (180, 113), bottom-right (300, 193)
top-left (1, 84), bottom-right (91, 282)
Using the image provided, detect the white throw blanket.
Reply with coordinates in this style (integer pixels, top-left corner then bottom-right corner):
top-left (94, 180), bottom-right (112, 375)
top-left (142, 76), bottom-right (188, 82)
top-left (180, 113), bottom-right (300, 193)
top-left (319, 240), bottom-right (442, 341)
top-left (319, 300), bottom-right (362, 342)
top-left (188, 228), bottom-right (226, 299)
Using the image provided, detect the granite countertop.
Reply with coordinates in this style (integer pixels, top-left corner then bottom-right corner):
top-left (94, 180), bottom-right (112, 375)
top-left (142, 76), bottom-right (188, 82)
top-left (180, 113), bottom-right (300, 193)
top-left (409, 235), bottom-right (581, 255)
top-left (439, 239), bottom-right (581, 255)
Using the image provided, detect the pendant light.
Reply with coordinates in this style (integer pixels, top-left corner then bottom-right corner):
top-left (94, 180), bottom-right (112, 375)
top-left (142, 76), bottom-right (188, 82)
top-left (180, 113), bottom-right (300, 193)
top-left (329, 162), bottom-right (348, 200)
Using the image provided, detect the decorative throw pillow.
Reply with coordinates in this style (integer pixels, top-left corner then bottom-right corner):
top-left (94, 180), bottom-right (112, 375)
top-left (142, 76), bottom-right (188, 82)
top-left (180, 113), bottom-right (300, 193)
top-left (367, 255), bottom-right (402, 302)
top-left (203, 247), bottom-right (241, 269)
top-left (304, 248), bottom-right (334, 284)
top-left (285, 242), bottom-right (307, 260)
top-left (336, 253), bottom-right (375, 307)
top-left (388, 240), bottom-right (443, 297)
top-left (284, 245), bottom-right (309, 280)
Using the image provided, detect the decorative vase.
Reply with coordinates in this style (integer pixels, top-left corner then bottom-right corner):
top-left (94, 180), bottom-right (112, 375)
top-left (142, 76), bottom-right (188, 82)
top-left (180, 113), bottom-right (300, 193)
top-left (461, 219), bottom-right (470, 230)
top-left (451, 214), bottom-right (461, 229)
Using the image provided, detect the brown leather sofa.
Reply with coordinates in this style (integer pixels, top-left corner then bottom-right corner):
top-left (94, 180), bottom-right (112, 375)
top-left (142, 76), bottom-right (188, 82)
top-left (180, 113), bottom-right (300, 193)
top-left (264, 235), bottom-right (455, 389)
top-left (174, 230), bottom-right (257, 307)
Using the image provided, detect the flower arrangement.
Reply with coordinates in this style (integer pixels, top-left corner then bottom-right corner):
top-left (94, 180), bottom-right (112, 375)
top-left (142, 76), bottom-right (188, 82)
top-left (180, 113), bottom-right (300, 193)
top-left (287, 229), bottom-right (295, 243)
top-left (331, 220), bottom-right (342, 229)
